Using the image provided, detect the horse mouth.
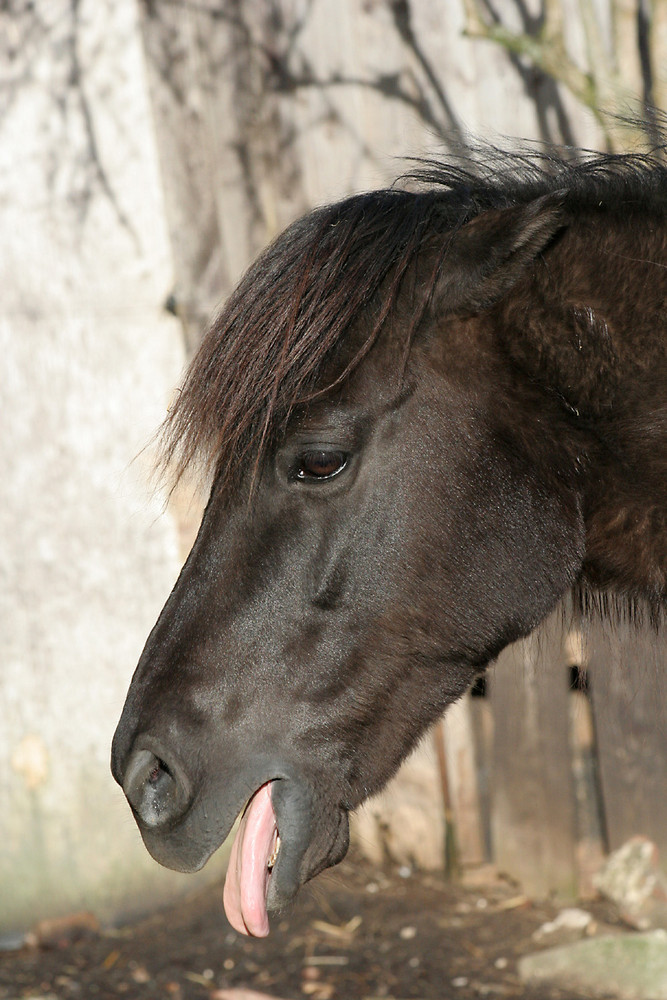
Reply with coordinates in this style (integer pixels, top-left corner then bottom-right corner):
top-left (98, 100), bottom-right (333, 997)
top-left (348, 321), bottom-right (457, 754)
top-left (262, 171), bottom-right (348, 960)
top-left (223, 778), bottom-right (351, 937)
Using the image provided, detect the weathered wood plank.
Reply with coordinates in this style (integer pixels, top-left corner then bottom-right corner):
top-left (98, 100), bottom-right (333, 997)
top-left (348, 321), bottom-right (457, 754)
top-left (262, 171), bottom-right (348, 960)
top-left (587, 618), bottom-right (667, 858)
top-left (569, 685), bottom-right (606, 898)
top-left (439, 697), bottom-right (486, 868)
top-left (490, 610), bottom-right (578, 899)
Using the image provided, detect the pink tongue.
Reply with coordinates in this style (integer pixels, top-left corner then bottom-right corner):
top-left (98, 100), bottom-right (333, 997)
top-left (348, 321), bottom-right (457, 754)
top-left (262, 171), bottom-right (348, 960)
top-left (223, 782), bottom-right (278, 937)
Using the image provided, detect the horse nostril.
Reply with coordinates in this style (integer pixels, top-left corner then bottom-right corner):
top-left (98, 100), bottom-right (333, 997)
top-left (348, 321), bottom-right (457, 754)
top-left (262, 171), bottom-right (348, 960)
top-left (123, 745), bottom-right (191, 830)
top-left (148, 758), bottom-right (171, 784)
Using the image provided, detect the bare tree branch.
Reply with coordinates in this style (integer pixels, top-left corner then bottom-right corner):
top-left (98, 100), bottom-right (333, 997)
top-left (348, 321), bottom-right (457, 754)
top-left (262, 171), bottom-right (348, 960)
top-left (462, 0), bottom-right (658, 151)
top-left (387, 0), bottom-right (466, 143)
top-left (68, 0), bottom-right (140, 247)
top-left (1, 0), bottom-right (141, 242)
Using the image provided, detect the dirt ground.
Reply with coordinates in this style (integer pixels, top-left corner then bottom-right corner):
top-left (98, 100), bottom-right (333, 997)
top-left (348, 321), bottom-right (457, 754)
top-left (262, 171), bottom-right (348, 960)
top-left (0, 852), bottom-right (623, 1000)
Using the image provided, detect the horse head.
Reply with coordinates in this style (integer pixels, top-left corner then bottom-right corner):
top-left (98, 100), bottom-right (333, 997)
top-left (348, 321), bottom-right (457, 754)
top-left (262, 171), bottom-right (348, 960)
top-left (112, 149), bottom-right (666, 935)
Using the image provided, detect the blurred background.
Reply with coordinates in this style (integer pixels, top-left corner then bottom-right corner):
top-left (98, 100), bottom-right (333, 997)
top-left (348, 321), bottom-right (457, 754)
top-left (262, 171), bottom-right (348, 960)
top-left (1, 0), bottom-right (665, 949)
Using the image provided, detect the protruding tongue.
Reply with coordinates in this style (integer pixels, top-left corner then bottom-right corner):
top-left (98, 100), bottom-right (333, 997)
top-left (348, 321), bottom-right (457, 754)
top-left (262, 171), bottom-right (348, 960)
top-left (223, 782), bottom-right (278, 937)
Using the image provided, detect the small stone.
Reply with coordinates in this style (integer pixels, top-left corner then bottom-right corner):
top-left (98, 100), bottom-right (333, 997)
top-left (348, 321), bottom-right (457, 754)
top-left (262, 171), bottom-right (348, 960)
top-left (494, 957), bottom-right (508, 969)
top-left (399, 925), bottom-right (417, 939)
top-left (594, 837), bottom-right (667, 931)
top-left (130, 965), bottom-right (151, 984)
top-left (519, 930), bottom-right (667, 999)
top-left (30, 911), bottom-right (100, 948)
top-left (0, 931), bottom-right (29, 951)
top-left (532, 907), bottom-right (593, 943)
top-left (451, 976), bottom-right (469, 987)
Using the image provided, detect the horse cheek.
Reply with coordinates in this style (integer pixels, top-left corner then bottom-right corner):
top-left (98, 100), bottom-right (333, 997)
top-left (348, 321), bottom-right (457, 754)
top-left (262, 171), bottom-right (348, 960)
top-left (460, 466), bottom-right (585, 651)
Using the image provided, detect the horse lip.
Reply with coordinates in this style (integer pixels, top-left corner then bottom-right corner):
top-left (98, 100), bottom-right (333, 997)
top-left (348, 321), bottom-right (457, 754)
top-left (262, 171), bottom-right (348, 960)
top-left (135, 796), bottom-right (233, 874)
top-left (132, 760), bottom-right (306, 876)
top-left (134, 772), bottom-right (266, 874)
top-left (267, 779), bottom-right (350, 911)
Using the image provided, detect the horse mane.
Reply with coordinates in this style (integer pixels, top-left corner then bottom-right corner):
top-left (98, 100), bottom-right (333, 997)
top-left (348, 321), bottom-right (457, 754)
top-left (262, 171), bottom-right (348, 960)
top-left (159, 129), bottom-right (667, 495)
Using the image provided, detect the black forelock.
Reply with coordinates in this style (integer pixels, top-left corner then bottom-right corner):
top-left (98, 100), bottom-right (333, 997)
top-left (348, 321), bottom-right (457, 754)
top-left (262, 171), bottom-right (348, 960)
top-left (158, 131), bottom-right (667, 493)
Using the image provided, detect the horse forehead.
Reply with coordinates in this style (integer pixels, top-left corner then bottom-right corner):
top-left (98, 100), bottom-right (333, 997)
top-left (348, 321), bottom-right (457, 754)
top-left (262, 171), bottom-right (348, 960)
top-left (290, 352), bottom-right (405, 427)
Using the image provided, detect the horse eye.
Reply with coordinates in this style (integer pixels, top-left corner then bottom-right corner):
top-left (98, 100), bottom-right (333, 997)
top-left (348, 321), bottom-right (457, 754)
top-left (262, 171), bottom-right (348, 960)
top-left (296, 450), bottom-right (348, 481)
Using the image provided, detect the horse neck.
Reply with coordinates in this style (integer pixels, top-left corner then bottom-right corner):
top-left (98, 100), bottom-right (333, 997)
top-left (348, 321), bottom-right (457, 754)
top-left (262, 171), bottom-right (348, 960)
top-left (504, 206), bottom-right (667, 605)
top-left (565, 210), bottom-right (665, 604)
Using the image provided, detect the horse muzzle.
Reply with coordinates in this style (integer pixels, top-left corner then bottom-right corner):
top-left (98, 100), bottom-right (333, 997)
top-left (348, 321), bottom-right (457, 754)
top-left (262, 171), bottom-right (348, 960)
top-left (112, 733), bottom-right (350, 911)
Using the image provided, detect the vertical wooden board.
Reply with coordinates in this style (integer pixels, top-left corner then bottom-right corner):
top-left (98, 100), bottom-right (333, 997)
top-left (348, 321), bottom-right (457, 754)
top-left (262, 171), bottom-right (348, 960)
top-left (569, 688), bottom-right (606, 897)
top-left (439, 697), bottom-right (486, 868)
top-left (587, 618), bottom-right (667, 858)
top-left (490, 610), bottom-right (577, 899)
top-left (468, 690), bottom-right (495, 861)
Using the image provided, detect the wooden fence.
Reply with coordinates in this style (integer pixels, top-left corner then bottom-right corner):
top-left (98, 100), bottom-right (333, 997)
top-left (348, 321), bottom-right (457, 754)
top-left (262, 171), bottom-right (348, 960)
top-left (440, 603), bottom-right (667, 900)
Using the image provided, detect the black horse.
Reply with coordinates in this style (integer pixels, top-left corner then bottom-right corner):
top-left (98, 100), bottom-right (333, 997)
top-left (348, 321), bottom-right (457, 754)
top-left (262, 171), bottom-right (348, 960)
top-left (112, 140), bottom-right (667, 937)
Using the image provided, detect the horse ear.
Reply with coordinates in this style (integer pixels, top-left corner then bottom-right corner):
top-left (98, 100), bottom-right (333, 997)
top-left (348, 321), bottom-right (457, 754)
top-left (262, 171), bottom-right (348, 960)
top-left (432, 191), bottom-right (568, 315)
